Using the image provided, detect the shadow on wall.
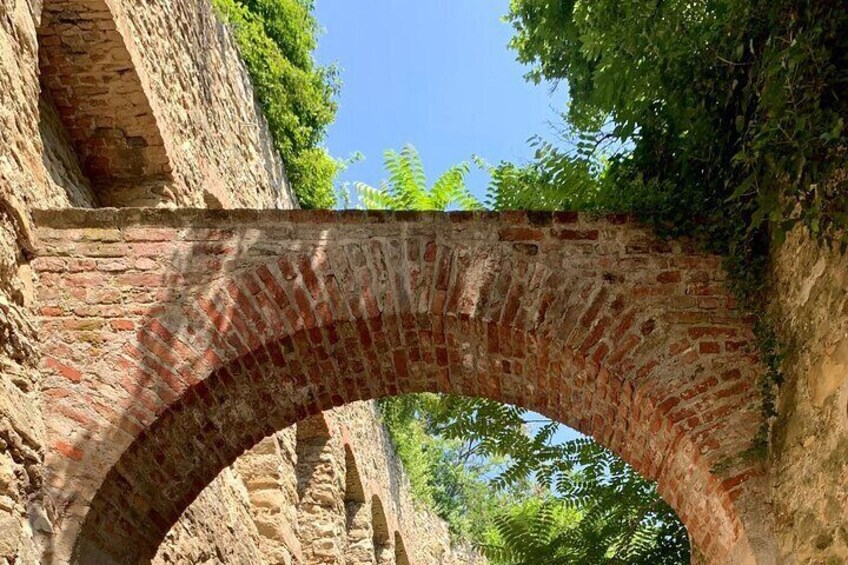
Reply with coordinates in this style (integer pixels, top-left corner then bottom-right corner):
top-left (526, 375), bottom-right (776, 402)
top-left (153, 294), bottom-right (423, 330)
top-left (30, 209), bottom-right (776, 564)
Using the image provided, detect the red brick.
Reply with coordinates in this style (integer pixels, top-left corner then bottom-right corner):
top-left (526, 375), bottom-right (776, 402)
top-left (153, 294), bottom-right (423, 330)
top-left (46, 358), bottom-right (82, 383)
top-left (54, 440), bottom-right (84, 462)
top-left (498, 227), bottom-right (544, 241)
top-left (32, 210), bottom-right (766, 564)
top-left (554, 228), bottom-right (599, 241)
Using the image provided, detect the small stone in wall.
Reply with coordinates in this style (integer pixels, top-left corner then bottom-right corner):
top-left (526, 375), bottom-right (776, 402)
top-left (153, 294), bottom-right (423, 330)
top-left (812, 336), bottom-right (848, 407)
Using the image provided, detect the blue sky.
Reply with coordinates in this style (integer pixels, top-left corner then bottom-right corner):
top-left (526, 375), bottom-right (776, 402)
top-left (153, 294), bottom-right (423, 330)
top-left (314, 0), bottom-right (568, 205)
top-left (315, 1), bottom-right (581, 444)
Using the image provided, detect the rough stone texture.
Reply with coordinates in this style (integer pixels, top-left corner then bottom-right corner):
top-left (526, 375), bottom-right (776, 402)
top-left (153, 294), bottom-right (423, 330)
top-left (105, 0), bottom-right (295, 209)
top-left (153, 401), bottom-right (482, 565)
top-left (35, 0), bottom-right (295, 209)
top-left (769, 228), bottom-right (848, 564)
top-left (153, 466), bottom-right (267, 565)
top-left (0, 2), bottom-right (96, 561)
top-left (1, 0), bottom-right (296, 561)
top-left (296, 414), bottom-right (347, 564)
top-left (337, 402), bottom-right (480, 565)
top-left (233, 430), bottom-right (301, 565)
top-left (30, 208), bottom-right (773, 564)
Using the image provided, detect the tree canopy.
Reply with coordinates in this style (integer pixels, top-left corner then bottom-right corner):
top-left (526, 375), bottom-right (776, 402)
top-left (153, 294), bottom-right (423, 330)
top-left (503, 0), bottom-right (847, 248)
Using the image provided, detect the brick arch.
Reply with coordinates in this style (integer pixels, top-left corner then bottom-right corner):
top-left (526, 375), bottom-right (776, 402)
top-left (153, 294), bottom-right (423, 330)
top-left (31, 209), bottom-right (775, 563)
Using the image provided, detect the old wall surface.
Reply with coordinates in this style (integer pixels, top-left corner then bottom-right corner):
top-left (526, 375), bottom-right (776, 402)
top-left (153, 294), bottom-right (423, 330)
top-left (105, 0), bottom-right (295, 209)
top-left (154, 402), bottom-right (483, 565)
top-left (1, 1), bottom-right (97, 561)
top-left (770, 228), bottom-right (848, 564)
top-left (0, 0), bottom-right (293, 561)
top-left (336, 402), bottom-right (483, 565)
top-left (2, 2), bottom-right (469, 564)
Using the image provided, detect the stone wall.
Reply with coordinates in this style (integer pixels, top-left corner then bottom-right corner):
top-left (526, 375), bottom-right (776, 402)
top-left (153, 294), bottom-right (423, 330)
top-left (1, 2), bottom-right (472, 563)
top-left (0, 0), bottom-right (293, 560)
top-left (104, 0), bottom-right (295, 209)
top-left (33, 0), bottom-right (295, 209)
top-left (1, 1), bottom-right (96, 561)
top-left (154, 402), bottom-right (484, 565)
top-left (769, 228), bottom-right (848, 564)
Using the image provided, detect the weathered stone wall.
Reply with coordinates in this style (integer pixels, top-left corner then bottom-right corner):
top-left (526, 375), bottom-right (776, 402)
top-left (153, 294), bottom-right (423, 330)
top-left (769, 228), bottom-right (848, 564)
top-left (0, 0), bottom-right (294, 561)
top-left (105, 0), bottom-right (295, 209)
top-left (34, 0), bottom-right (295, 209)
top-left (153, 466), bottom-right (268, 565)
top-left (336, 402), bottom-right (484, 565)
top-left (154, 402), bottom-right (484, 565)
top-left (1, 1), bottom-right (96, 561)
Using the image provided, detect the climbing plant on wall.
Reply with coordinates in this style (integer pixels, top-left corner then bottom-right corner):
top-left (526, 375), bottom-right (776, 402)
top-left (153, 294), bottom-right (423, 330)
top-left (212, 0), bottom-right (340, 208)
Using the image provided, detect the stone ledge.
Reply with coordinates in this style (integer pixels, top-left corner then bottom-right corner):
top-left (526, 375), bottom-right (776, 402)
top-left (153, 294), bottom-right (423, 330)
top-left (31, 208), bottom-right (641, 230)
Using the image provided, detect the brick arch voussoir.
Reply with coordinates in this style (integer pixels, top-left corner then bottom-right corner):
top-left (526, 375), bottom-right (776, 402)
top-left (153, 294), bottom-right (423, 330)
top-left (73, 312), bottom-right (756, 564)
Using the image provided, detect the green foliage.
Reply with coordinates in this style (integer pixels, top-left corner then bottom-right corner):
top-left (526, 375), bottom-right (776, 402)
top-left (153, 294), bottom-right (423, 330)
top-left (502, 0), bottom-right (847, 449)
top-left (482, 139), bottom-right (609, 211)
top-left (378, 394), bottom-right (528, 542)
top-left (211, 0), bottom-right (340, 208)
top-left (357, 145), bottom-right (483, 211)
top-left (480, 498), bottom-right (582, 564)
top-left (505, 0), bottom-right (847, 248)
top-left (495, 438), bottom-right (689, 564)
top-left (420, 396), bottom-right (690, 564)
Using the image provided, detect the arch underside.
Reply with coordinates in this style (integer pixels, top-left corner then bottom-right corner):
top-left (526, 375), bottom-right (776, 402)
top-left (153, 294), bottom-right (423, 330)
top-left (76, 315), bottom-right (759, 563)
top-left (30, 210), bottom-right (771, 564)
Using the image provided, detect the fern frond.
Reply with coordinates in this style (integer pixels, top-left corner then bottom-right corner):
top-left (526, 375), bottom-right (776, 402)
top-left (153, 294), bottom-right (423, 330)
top-left (356, 182), bottom-right (400, 210)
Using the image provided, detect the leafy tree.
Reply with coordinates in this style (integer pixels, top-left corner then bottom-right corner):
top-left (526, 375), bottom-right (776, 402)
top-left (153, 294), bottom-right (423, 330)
top-left (424, 396), bottom-right (690, 564)
top-left (504, 0), bottom-right (847, 248)
top-left (212, 0), bottom-right (340, 208)
top-left (356, 145), bottom-right (482, 211)
top-left (379, 394), bottom-right (529, 542)
top-left (480, 498), bottom-right (582, 564)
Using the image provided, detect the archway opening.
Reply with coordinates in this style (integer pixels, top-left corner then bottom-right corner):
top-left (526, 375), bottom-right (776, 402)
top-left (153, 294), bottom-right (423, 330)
top-left (343, 444), bottom-right (372, 563)
top-left (394, 532), bottom-right (411, 565)
top-left (371, 495), bottom-right (392, 564)
top-left (36, 0), bottom-right (173, 206)
top-left (376, 392), bottom-right (692, 563)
